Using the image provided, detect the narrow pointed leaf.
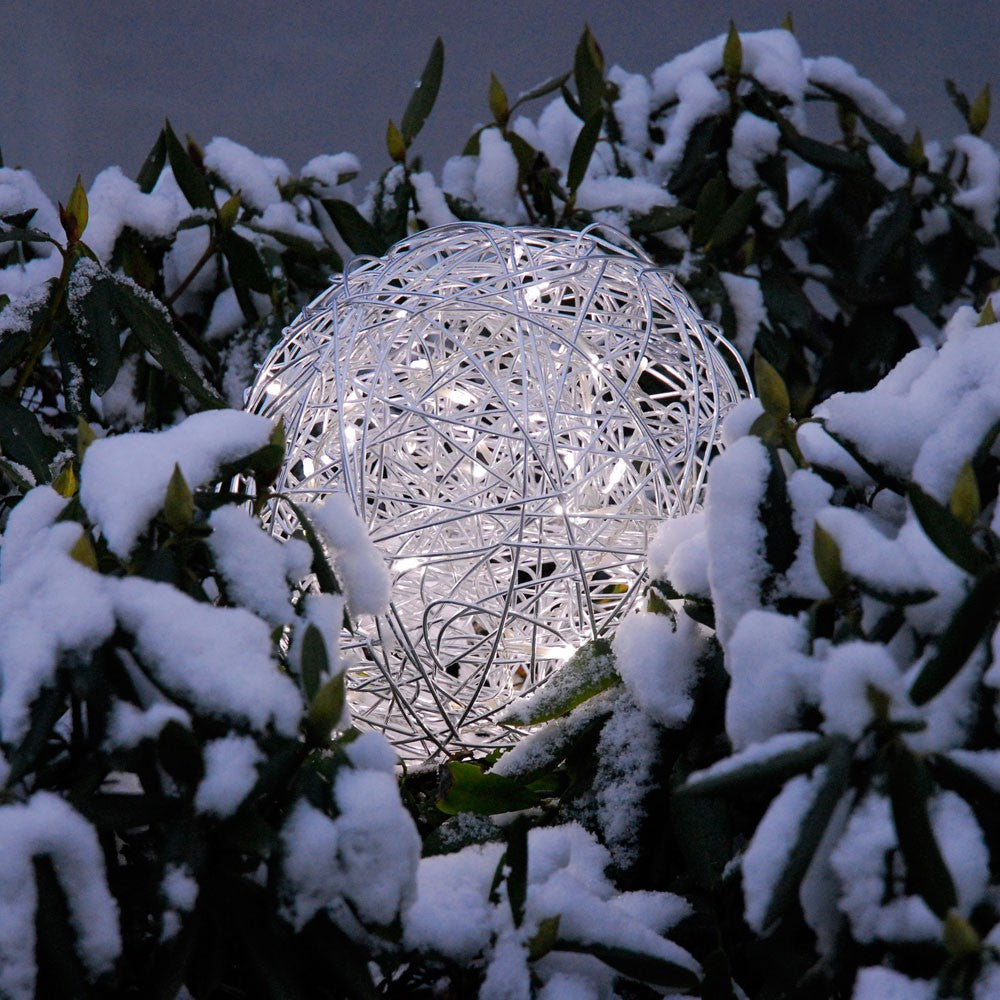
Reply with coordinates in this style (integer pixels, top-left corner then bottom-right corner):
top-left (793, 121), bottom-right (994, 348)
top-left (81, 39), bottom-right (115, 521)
top-left (321, 199), bottom-right (387, 256)
top-left (566, 110), bottom-right (602, 194)
top-left (136, 128), bottom-right (167, 192)
top-left (283, 499), bottom-right (342, 595)
top-left (908, 484), bottom-right (989, 575)
top-left (164, 120), bottom-right (214, 211)
top-left (909, 565), bottom-right (1000, 705)
top-left (437, 761), bottom-right (543, 815)
top-left (401, 37), bottom-right (444, 145)
top-left (555, 940), bottom-right (700, 991)
top-left (888, 746), bottom-right (957, 918)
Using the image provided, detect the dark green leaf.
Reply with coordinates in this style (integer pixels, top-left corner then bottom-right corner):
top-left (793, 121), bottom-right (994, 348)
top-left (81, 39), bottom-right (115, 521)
top-left (401, 37), bottom-right (445, 145)
top-left (555, 940), bottom-right (700, 991)
top-left (574, 25), bottom-right (605, 119)
top-left (163, 120), bottom-right (214, 211)
top-left (6, 684), bottom-right (66, 785)
top-left (560, 83), bottom-right (584, 121)
top-left (0, 394), bottom-right (59, 482)
top-left (437, 761), bottom-right (544, 815)
top-left (511, 71), bottom-right (572, 113)
top-left (908, 484), bottom-right (990, 575)
top-left (301, 623), bottom-right (329, 700)
top-left (761, 444), bottom-right (798, 582)
top-left (628, 204), bottom-right (696, 235)
top-left (888, 746), bottom-right (958, 918)
top-left (775, 118), bottom-right (868, 175)
top-left (321, 199), bottom-right (387, 256)
top-left (692, 173), bottom-right (728, 247)
top-left (820, 426), bottom-right (909, 493)
top-left (945, 79), bottom-right (971, 121)
top-left (136, 128), bottom-right (168, 192)
top-left (566, 111), bottom-right (602, 194)
top-left (500, 638), bottom-right (618, 725)
top-left (757, 736), bottom-right (853, 931)
top-left (283, 499), bottom-right (342, 595)
top-left (909, 565), bottom-right (1000, 705)
top-left (708, 185), bottom-right (760, 252)
top-left (33, 857), bottom-right (89, 1000)
top-left (670, 791), bottom-right (732, 892)
top-left (158, 719), bottom-right (205, 785)
top-left (68, 264), bottom-right (122, 395)
top-left (678, 734), bottom-right (836, 799)
top-left (0, 224), bottom-right (60, 247)
top-left (108, 275), bottom-right (224, 408)
top-left (857, 190), bottom-right (912, 285)
top-left (220, 230), bottom-right (270, 293)
top-left (506, 817), bottom-right (528, 927)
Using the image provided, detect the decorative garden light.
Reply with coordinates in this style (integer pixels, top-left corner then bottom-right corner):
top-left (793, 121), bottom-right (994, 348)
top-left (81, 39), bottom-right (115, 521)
top-left (246, 223), bottom-right (749, 761)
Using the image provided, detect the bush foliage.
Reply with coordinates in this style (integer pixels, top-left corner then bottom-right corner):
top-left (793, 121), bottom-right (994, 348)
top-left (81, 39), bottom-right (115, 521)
top-left (1, 18), bottom-right (1000, 1000)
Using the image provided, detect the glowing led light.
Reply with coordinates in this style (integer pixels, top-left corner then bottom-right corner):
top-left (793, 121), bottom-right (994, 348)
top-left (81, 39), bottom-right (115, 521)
top-left (245, 222), bottom-right (749, 761)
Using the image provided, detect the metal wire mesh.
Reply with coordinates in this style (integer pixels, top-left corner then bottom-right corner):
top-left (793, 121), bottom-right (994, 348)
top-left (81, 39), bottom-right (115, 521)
top-left (245, 222), bottom-right (749, 761)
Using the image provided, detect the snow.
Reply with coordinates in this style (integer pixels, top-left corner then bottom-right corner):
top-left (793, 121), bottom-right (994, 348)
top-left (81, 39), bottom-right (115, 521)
top-left (806, 56), bottom-right (906, 131)
top-left (684, 730), bottom-right (822, 789)
top-left (612, 611), bottom-right (700, 726)
top-left (300, 152), bottom-right (360, 192)
top-left (780, 468), bottom-right (834, 600)
top-left (852, 967), bottom-right (935, 1000)
top-left (608, 66), bottom-right (652, 152)
top-left (0, 792), bottom-right (120, 1000)
top-left (309, 494), bottom-right (391, 617)
top-left (593, 694), bottom-right (661, 866)
top-left (952, 134), bottom-right (1000, 230)
top-left (203, 137), bottom-right (290, 211)
top-left (818, 641), bottom-right (908, 740)
top-left (705, 435), bottom-right (771, 643)
top-left (945, 748), bottom-right (1000, 792)
top-left (868, 146), bottom-right (909, 191)
top-left (796, 421), bottom-right (870, 486)
top-left (653, 71), bottom-right (727, 177)
top-left (194, 734), bottom-right (263, 817)
top-left (403, 822), bottom-right (698, 992)
top-left (161, 864), bottom-right (198, 940)
top-left (727, 113), bottom-right (781, 189)
top-left (725, 610), bottom-right (814, 749)
top-left (0, 488), bottom-right (117, 743)
top-left (80, 409), bottom-right (275, 557)
top-left (720, 271), bottom-right (765, 357)
top-left (410, 171), bottom-right (458, 228)
top-left (652, 30), bottom-right (807, 109)
top-left (742, 765), bottom-right (828, 933)
top-left (281, 764), bottom-right (419, 931)
top-left (648, 509), bottom-right (710, 596)
top-left (473, 128), bottom-right (522, 225)
top-left (106, 701), bottom-right (191, 749)
top-left (207, 504), bottom-right (312, 626)
top-left (831, 790), bottom-right (988, 943)
top-left (84, 166), bottom-right (184, 262)
top-left (113, 575), bottom-right (302, 735)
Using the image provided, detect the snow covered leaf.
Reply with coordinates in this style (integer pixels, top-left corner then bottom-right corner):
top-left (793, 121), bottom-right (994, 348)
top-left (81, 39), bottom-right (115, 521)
top-left (501, 638), bottom-right (618, 726)
top-left (744, 736), bottom-right (852, 934)
top-left (679, 732), bottom-right (837, 799)
top-left (0, 395), bottom-right (58, 482)
top-left (554, 939), bottom-right (700, 992)
top-left (109, 274), bottom-right (225, 409)
top-left (909, 565), bottom-right (1000, 705)
top-left (280, 499), bottom-right (342, 597)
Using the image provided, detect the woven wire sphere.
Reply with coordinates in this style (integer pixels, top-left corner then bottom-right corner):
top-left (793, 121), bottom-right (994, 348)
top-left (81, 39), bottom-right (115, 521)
top-left (246, 222), bottom-right (749, 761)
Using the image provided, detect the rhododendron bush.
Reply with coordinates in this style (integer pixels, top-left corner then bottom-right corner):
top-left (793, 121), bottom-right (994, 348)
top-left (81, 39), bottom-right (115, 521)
top-left (1, 19), bottom-right (999, 1000)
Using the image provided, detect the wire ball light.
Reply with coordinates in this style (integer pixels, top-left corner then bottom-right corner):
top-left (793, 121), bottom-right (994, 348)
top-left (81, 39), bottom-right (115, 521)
top-left (246, 222), bottom-right (750, 762)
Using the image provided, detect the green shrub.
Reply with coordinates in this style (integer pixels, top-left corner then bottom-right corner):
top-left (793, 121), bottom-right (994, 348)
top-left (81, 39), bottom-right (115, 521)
top-left (1, 18), bottom-right (999, 999)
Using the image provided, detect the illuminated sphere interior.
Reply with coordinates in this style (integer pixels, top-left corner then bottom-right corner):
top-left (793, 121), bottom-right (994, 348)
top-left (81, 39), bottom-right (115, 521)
top-left (246, 223), bottom-right (749, 761)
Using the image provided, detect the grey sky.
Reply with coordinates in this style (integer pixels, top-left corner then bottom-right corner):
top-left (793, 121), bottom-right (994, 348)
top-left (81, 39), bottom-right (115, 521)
top-left (2, 1), bottom-right (996, 199)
